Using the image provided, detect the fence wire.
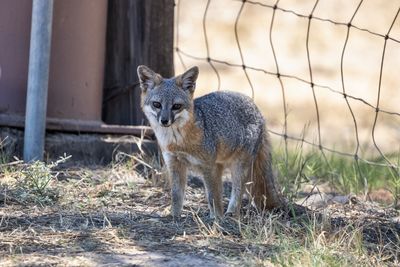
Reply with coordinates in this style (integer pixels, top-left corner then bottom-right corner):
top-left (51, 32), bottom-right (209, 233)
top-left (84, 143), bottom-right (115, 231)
top-left (175, 0), bottom-right (400, 176)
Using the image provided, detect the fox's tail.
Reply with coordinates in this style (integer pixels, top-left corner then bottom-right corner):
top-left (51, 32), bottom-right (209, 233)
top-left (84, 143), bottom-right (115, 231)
top-left (250, 128), bottom-right (284, 210)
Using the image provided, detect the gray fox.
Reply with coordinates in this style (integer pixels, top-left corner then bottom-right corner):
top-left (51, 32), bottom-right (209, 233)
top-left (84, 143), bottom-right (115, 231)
top-left (137, 65), bottom-right (283, 219)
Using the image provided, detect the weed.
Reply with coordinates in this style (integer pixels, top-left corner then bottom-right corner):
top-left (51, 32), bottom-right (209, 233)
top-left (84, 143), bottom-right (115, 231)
top-left (10, 155), bottom-right (70, 206)
top-left (388, 153), bottom-right (400, 207)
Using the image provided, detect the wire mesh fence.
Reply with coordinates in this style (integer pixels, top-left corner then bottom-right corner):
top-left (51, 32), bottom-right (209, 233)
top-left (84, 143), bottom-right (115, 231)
top-left (174, 0), bottom-right (400, 180)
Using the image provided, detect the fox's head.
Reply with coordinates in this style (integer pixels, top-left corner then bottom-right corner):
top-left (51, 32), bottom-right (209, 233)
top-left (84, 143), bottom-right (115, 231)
top-left (137, 65), bottom-right (199, 128)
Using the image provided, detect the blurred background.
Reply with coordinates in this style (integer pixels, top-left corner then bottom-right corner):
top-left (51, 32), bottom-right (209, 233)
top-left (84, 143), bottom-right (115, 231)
top-left (175, 0), bottom-right (400, 161)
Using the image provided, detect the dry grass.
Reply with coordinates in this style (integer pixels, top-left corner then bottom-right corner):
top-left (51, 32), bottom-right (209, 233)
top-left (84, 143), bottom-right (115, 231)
top-left (0, 150), bottom-right (399, 266)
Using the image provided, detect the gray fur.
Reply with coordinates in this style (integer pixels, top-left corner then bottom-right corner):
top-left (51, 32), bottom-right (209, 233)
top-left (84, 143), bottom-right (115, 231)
top-left (138, 65), bottom-right (280, 219)
top-left (143, 79), bottom-right (266, 158)
top-left (142, 78), bottom-right (193, 126)
top-left (143, 79), bottom-right (192, 109)
top-left (194, 91), bottom-right (265, 157)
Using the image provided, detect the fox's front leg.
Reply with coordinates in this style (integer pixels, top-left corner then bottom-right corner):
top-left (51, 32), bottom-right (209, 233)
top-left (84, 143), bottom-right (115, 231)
top-left (163, 152), bottom-right (187, 220)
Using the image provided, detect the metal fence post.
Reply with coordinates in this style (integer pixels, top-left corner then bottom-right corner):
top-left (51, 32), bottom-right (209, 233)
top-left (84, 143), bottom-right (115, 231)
top-left (23, 0), bottom-right (54, 162)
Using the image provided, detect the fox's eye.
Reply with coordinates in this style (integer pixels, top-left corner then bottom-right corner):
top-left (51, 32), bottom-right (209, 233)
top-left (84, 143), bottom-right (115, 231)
top-left (152, 101), bottom-right (161, 109)
top-left (172, 104), bottom-right (182, 110)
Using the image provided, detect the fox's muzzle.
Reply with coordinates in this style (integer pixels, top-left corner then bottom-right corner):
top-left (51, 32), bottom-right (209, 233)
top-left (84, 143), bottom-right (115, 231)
top-left (160, 118), bottom-right (170, 127)
top-left (159, 109), bottom-right (173, 127)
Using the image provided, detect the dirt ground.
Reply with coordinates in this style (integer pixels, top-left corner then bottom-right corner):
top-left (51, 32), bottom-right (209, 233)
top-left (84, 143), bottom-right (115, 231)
top-left (0, 163), bottom-right (230, 266)
top-left (0, 161), bottom-right (399, 266)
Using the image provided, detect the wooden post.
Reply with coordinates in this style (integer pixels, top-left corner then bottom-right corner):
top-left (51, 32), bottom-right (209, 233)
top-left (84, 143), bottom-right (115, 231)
top-left (103, 0), bottom-right (175, 126)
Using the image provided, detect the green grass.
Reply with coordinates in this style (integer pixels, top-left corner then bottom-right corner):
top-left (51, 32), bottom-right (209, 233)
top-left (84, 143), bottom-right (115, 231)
top-left (273, 142), bottom-right (400, 206)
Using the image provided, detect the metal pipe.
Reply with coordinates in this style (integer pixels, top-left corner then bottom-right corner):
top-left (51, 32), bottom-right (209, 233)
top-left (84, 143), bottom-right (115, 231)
top-left (23, 0), bottom-right (54, 162)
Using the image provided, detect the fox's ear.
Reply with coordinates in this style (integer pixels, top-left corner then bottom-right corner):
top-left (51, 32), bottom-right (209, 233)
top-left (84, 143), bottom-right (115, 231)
top-left (178, 66), bottom-right (199, 94)
top-left (137, 65), bottom-right (162, 92)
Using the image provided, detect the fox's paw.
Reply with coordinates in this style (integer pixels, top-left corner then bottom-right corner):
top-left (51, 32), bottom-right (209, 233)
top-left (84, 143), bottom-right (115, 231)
top-left (224, 211), bottom-right (240, 219)
top-left (224, 211), bottom-right (234, 217)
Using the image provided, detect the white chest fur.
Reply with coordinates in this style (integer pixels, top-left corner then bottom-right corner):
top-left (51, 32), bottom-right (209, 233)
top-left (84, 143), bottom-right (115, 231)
top-left (153, 125), bottom-right (184, 150)
top-left (163, 151), bottom-right (203, 168)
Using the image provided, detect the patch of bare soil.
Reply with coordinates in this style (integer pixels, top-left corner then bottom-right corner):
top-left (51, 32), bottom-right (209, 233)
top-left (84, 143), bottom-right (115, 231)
top-left (0, 165), bottom-right (399, 266)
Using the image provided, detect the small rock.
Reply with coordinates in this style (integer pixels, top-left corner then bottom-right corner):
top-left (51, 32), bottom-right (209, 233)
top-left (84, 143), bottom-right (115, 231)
top-left (296, 193), bottom-right (333, 209)
top-left (331, 195), bottom-right (350, 205)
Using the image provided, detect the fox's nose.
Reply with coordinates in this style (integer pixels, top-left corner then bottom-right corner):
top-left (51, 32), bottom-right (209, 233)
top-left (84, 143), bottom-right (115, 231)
top-left (161, 118), bottom-right (169, 126)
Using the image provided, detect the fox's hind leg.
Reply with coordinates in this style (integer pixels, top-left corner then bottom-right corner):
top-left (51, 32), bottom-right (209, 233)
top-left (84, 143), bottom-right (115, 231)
top-left (201, 164), bottom-right (224, 219)
top-left (226, 160), bottom-right (251, 216)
